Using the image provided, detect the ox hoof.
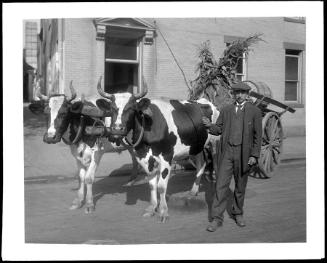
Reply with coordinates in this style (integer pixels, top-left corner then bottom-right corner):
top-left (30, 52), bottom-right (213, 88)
top-left (189, 190), bottom-right (199, 197)
top-left (158, 215), bottom-right (169, 223)
top-left (143, 205), bottom-right (157, 217)
top-left (69, 200), bottom-right (83, 210)
top-left (142, 211), bottom-right (155, 217)
top-left (84, 205), bottom-right (95, 214)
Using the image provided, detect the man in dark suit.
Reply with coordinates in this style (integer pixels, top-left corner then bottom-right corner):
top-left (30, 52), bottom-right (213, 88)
top-left (202, 82), bottom-right (262, 231)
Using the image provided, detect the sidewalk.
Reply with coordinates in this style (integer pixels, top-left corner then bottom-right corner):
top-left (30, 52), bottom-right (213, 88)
top-left (281, 136), bottom-right (306, 162)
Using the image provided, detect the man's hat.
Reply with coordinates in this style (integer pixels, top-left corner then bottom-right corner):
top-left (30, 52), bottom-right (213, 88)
top-left (231, 82), bottom-right (251, 92)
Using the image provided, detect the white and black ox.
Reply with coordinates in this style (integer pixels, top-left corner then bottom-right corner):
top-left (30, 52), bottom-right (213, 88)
top-left (96, 80), bottom-right (220, 222)
top-left (29, 81), bottom-right (140, 213)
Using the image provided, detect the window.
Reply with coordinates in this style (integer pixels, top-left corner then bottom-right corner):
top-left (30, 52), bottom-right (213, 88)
top-left (106, 37), bottom-right (138, 61)
top-left (104, 28), bottom-right (143, 94)
top-left (226, 42), bottom-right (247, 82)
top-left (285, 49), bottom-right (302, 102)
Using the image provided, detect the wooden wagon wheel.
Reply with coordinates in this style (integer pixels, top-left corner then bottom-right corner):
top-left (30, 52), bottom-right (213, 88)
top-left (250, 112), bottom-right (284, 179)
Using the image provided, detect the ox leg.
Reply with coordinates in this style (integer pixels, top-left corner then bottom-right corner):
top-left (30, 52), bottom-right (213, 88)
top-left (69, 144), bottom-right (86, 210)
top-left (189, 152), bottom-right (206, 196)
top-left (143, 175), bottom-right (158, 217)
top-left (70, 162), bottom-right (86, 210)
top-left (84, 147), bottom-right (104, 214)
top-left (136, 153), bottom-right (160, 217)
top-left (157, 159), bottom-right (171, 223)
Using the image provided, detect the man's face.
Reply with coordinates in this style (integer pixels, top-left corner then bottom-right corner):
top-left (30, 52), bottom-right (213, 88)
top-left (232, 89), bottom-right (248, 104)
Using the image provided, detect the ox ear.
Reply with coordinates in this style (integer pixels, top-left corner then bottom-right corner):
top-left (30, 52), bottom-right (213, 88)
top-left (137, 98), bottom-right (152, 117)
top-left (70, 101), bottom-right (84, 113)
top-left (28, 100), bottom-right (45, 115)
top-left (96, 98), bottom-right (112, 112)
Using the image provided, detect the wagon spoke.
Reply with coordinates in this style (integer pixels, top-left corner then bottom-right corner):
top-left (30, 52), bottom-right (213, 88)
top-left (261, 144), bottom-right (270, 150)
top-left (271, 139), bottom-right (281, 148)
top-left (272, 148), bottom-right (280, 164)
top-left (262, 137), bottom-right (269, 145)
top-left (272, 145), bottom-right (280, 154)
top-left (271, 118), bottom-right (278, 140)
top-left (263, 128), bottom-right (270, 143)
top-left (259, 164), bottom-right (268, 178)
top-left (272, 148), bottom-right (279, 164)
top-left (267, 150), bottom-right (274, 173)
top-left (272, 119), bottom-right (280, 141)
top-left (272, 123), bottom-right (282, 141)
top-left (264, 150), bottom-right (271, 173)
top-left (271, 153), bottom-right (276, 170)
top-left (261, 148), bottom-right (269, 165)
top-left (265, 118), bottom-right (272, 139)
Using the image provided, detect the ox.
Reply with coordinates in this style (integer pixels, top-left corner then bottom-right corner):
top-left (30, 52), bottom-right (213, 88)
top-left (29, 81), bottom-right (141, 213)
top-left (96, 78), bottom-right (220, 222)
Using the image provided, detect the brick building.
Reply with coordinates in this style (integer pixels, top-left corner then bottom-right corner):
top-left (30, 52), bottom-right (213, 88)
top-left (35, 17), bottom-right (306, 136)
top-left (23, 20), bottom-right (39, 102)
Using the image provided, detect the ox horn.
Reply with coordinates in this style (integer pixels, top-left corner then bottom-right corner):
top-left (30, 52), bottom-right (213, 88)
top-left (67, 80), bottom-right (77, 102)
top-left (134, 78), bottom-right (148, 100)
top-left (35, 85), bottom-right (49, 101)
top-left (97, 76), bottom-right (114, 100)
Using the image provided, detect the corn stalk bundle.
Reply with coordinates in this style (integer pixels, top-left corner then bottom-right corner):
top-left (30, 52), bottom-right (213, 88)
top-left (189, 34), bottom-right (264, 110)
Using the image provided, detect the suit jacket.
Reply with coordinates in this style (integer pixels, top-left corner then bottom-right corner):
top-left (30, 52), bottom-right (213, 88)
top-left (209, 102), bottom-right (262, 173)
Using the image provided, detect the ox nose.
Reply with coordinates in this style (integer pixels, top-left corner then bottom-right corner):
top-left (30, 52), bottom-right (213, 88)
top-left (47, 127), bottom-right (56, 138)
top-left (114, 124), bottom-right (124, 131)
top-left (111, 124), bottom-right (127, 136)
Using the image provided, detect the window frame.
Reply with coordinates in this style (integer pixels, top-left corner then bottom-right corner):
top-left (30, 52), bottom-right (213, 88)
top-left (104, 31), bottom-right (143, 93)
top-left (236, 52), bottom-right (248, 82)
top-left (284, 50), bottom-right (302, 104)
top-left (225, 41), bottom-right (248, 82)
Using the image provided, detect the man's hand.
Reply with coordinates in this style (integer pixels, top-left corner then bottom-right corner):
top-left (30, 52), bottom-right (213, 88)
top-left (248, 157), bottom-right (257, 166)
top-left (202, 117), bottom-right (212, 128)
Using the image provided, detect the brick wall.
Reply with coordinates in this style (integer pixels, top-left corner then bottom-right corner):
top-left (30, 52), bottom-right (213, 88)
top-left (61, 17), bottom-right (305, 136)
top-left (142, 39), bottom-right (156, 97)
top-left (64, 18), bottom-right (98, 97)
top-left (147, 17), bottom-right (306, 135)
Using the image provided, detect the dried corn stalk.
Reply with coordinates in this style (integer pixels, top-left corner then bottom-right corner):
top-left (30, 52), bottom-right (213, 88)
top-left (189, 34), bottom-right (264, 110)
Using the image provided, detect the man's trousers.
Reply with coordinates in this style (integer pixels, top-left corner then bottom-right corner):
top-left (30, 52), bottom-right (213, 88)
top-left (210, 143), bottom-right (249, 222)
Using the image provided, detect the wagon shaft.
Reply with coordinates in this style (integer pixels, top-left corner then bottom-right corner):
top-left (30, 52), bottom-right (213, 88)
top-left (249, 91), bottom-right (296, 114)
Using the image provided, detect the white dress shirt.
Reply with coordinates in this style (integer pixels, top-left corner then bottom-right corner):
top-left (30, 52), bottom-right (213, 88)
top-left (235, 101), bottom-right (246, 113)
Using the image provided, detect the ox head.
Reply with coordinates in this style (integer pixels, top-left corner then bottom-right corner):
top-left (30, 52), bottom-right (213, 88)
top-left (28, 81), bottom-right (82, 144)
top-left (96, 77), bottom-right (151, 141)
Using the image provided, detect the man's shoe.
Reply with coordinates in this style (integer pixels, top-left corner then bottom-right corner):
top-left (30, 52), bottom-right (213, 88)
top-left (206, 219), bottom-right (223, 232)
top-left (234, 215), bottom-right (246, 227)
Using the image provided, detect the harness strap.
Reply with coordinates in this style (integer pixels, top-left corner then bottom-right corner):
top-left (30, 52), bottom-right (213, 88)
top-left (122, 115), bottom-right (145, 148)
top-left (72, 115), bottom-right (85, 144)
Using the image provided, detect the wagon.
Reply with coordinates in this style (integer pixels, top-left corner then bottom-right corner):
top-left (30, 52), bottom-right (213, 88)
top-left (242, 81), bottom-right (296, 178)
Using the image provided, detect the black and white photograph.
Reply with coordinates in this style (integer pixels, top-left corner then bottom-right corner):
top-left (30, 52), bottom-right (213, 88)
top-left (2, 1), bottom-right (324, 261)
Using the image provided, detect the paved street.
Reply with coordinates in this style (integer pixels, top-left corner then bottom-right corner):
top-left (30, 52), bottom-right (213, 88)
top-left (23, 106), bottom-right (306, 244)
top-left (25, 159), bottom-right (306, 244)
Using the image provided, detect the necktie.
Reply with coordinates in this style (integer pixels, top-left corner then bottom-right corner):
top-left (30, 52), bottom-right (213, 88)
top-left (236, 104), bottom-right (242, 113)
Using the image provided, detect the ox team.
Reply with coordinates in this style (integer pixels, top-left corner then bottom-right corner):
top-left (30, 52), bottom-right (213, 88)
top-left (30, 77), bottom-right (261, 231)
